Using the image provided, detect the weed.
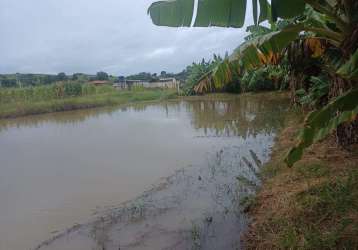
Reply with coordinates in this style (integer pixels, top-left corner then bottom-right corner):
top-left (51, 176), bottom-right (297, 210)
top-left (191, 223), bottom-right (201, 250)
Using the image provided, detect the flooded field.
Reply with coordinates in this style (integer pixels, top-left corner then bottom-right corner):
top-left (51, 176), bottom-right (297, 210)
top-left (0, 93), bottom-right (289, 250)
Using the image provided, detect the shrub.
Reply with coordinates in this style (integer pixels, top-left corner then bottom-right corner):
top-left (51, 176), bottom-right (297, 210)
top-left (81, 84), bottom-right (96, 96)
top-left (0, 83), bottom-right (117, 105)
top-left (63, 82), bottom-right (82, 97)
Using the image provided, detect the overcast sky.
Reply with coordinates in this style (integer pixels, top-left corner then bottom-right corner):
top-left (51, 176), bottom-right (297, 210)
top-left (0, 0), bottom-right (253, 76)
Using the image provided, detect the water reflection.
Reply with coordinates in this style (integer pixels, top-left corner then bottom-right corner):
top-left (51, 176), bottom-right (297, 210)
top-left (187, 94), bottom-right (288, 138)
top-left (0, 93), bottom-right (289, 250)
top-left (0, 94), bottom-right (288, 139)
top-left (0, 107), bottom-right (118, 133)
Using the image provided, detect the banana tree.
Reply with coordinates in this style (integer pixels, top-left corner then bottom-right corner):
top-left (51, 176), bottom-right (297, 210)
top-left (148, 0), bottom-right (358, 166)
top-left (148, 0), bottom-right (305, 27)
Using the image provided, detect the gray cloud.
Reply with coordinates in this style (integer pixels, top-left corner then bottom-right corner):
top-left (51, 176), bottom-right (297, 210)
top-left (0, 0), bottom-right (253, 75)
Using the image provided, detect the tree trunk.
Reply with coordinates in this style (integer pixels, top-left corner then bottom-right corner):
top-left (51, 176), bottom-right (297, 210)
top-left (330, 75), bottom-right (357, 147)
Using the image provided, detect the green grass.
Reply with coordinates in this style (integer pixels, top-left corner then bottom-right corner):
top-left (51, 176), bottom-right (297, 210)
top-left (0, 89), bottom-right (177, 119)
top-left (271, 165), bottom-right (358, 250)
top-left (191, 223), bottom-right (202, 250)
top-left (245, 112), bottom-right (358, 249)
top-left (290, 168), bottom-right (358, 249)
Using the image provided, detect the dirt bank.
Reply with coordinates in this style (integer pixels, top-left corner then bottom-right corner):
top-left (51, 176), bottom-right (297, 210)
top-left (243, 112), bottom-right (358, 249)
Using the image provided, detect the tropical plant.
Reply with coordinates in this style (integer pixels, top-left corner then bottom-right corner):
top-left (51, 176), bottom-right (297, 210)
top-left (183, 55), bottom-right (223, 95)
top-left (96, 71), bottom-right (109, 81)
top-left (285, 89), bottom-right (358, 166)
top-left (147, 0), bottom-right (358, 166)
top-left (148, 0), bottom-right (306, 28)
top-left (296, 75), bottom-right (330, 108)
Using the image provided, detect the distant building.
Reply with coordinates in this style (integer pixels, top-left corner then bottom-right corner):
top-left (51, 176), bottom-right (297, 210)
top-left (113, 80), bottom-right (149, 90)
top-left (90, 80), bottom-right (109, 86)
top-left (149, 78), bottom-right (179, 89)
top-left (113, 77), bottom-right (126, 89)
top-left (113, 78), bottom-right (179, 90)
top-left (126, 80), bottom-right (150, 88)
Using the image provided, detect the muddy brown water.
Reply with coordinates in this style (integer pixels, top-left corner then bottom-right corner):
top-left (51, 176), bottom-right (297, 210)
top-left (0, 94), bottom-right (289, 250)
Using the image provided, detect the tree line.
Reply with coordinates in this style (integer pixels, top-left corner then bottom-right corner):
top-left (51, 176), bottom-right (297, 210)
top-left (0, 71), bottom-right (116, 88)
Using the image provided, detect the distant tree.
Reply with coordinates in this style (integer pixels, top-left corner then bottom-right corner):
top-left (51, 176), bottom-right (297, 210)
top-left (74, 73), bottom-right (90, 83)
top-left (160, 71), bottom-right (167, 77)
top-left (118, 76), bottom-right (125, 82)
top-left (0, 78), bottom-right (17, 88)
top-left (42, 75), bottom-right (57, 85)
top-left (126, 72), bottom-right (153, 81)
top-left (56, 72), bottom-right (67, 81)
top-left (96, 71), bottom-right (109, 80)
top-left (72, 73), bottom-right (81, 80)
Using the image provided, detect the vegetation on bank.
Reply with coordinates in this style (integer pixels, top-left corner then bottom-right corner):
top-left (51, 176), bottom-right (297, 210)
top-left (244, 112), bottom-right (358, 249)
top-left (149, 0), bottom-right (358, 164)
top-left (147, 0), bottom-right (358, 248)
top-left (0, 85), bottom-right (177, 119)
top-left (0, 71), bottom-right (119, 88)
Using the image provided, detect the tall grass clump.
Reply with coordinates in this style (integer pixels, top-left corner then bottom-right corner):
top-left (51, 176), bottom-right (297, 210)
top-left (0, 82), bottom-right (116, 104)
top-left (0, 84), bottom-right (177, 118)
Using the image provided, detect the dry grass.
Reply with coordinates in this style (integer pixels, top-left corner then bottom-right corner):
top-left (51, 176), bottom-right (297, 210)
top-left (243, 112), bottom-right (358, 250)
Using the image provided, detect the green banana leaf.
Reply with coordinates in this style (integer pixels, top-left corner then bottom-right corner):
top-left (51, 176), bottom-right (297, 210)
top-left (337, 48), bottom-right (358, 80)
top-left (285, 89), bottom-right (358, 167)
top-left (194, 0), bottom-right (247, 28)
top-left (195, 24), bottom-right (303, 90)
top-left (148, 0), bottom-right (194, 27)
top-left (232, 24), bottom-right (302, 69)
top-left (148, 0), bottom-right (305, 28)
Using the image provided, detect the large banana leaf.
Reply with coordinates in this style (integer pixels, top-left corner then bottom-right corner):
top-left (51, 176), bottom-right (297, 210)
top-left (194, 0), bottom-right (247, 28)
top-left (271, 0), bottom-right (305, 21)
top-left (244, 25), bottom-right (273, 41)
top-left (212, 59), bottom-right (241, 88)
top-left (233, 24), bottom-right (303, 69)
top-left (193, 71), bottom-right (212, 93)
top-left (148, 0), bottom-right (194, 27)
top-left (337, 48), bottom-right (358, 80)
top-left (194, 59), bottom-right (241, 93)
top-left (285, 89), bottom-right (358, 167)
top-left (148, 0), bottom-right (305, 28)
top-left (194, 24), bottom-right (303, 91)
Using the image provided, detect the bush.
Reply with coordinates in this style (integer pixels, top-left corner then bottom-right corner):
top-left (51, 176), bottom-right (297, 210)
top-left (0, 83), bottom-right (115, 104)
top-left (95, 85), bottom-right (115, 94)
top-left (63, 82), bottom-right (82, 97)
top-left (81, 84), bottom-right (96, 96)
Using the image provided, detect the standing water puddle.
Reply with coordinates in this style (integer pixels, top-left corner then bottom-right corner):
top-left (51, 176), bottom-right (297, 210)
top-left (0, 94), bottom-right (289, 250)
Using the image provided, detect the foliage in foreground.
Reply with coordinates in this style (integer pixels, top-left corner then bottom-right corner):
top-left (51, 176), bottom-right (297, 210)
top-left (244, 113), bottom-right (358, 249)
top-left (274, 167), bottom-right (358, 249)
top-left (148, 0), bottom-right (358, 167)
top-left (286, 89), bottom-right (358, 166)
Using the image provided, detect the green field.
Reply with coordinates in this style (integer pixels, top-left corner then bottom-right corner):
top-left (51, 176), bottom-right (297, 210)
top-left (0, 85), bottom-right (177, 119)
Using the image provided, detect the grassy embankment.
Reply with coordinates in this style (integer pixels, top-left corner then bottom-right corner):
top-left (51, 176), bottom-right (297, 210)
top-left (244, 111), bottom-right (358, 249)
top-left (0, 85), bottom-right (177, 119)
